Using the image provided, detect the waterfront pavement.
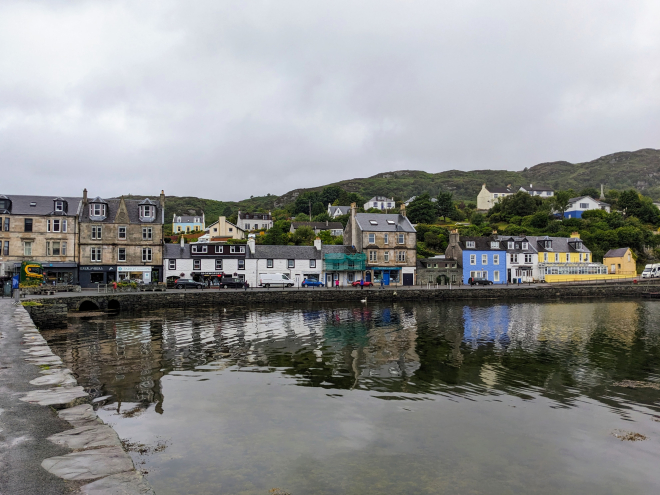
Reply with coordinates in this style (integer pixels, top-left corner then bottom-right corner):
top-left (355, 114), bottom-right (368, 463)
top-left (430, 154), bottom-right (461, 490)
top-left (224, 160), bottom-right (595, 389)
top-left (0, 298), bottom-right (155, 494)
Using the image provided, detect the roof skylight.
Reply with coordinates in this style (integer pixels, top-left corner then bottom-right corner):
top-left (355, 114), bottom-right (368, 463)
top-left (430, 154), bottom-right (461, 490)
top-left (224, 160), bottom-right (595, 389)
top-left (387, 220), bottom-right (395, 224)
top-left (29, 202), bottom-right (37, 207)
top-left (369, 220), bottom-right (378, 225)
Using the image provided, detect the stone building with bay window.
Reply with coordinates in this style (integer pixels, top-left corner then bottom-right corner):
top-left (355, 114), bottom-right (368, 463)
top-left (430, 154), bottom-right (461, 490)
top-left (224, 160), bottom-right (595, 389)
top-left (343, 204), bottom-right (417, 285)
top-left (78, 189), bottom-right (165, 287)
top-left (0, 194), bottom-right (82, 282)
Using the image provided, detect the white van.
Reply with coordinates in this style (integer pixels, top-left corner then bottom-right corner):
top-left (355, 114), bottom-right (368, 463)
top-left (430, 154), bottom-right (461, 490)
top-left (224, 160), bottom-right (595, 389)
top-left (259, 273), bottom-right (294, 288)
top-left (641, 264), bottom-right (660, 278)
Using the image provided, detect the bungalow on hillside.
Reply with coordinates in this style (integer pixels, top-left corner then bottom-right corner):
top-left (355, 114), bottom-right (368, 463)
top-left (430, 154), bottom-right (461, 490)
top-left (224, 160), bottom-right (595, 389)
top-left (290, 221), bottom-right (344, 237)
top-left (363, 196), bottom-right (395, 211)
top-left (328, 204), bottom-right (351, 218)
top-left (519, 184), bottom-right (554, 198)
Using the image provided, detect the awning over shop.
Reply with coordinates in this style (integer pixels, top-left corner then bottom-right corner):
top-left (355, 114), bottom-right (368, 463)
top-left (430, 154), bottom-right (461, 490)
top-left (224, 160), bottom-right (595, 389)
top-left (191, 271), bottom-right (224, 276)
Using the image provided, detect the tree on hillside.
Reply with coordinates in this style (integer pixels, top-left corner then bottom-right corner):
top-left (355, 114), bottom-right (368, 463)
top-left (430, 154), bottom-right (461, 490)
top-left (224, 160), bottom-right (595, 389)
top-left (320, 186), bottom-right (342, 206)
top-left (292, 226), bottom-right (315, 245)
top-left (552, 191), bottom-right (571, 218)
top-left (579, 187), bottom-right (600, 199)
top-left (407, 193), bottom-right (437, 224)
top-left (618, 190), bottom-right (640, 217)
top-left (436, 192), bottom-right (454, 221)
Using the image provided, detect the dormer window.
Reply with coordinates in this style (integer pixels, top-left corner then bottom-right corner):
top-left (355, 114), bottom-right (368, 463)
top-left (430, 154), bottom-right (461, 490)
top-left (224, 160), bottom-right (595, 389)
top-left (140, 205), bottom-right (154, 218)
top-left (508, 242), bottom-right (514, 249)
top-left (544, 240), bottom-right (552, 249)
top-left (522, 242), bottom-right (528, 250)
top-left (0, 198), bottom-right (11, 212)
top-left (55, 201), bottom-right (64, 211)
top-left (466, 241), bottom-right (475, 248)
top-left (90, 203), bottom-right (106, 217)
top-left (490, 242), bottom-right (499, 249)
top-left (177, 216), bottom-right (181, 222)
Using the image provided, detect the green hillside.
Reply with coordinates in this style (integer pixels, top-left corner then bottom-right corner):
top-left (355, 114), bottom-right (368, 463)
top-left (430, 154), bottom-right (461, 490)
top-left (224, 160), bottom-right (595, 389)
top-left (131, 147), bottom-right (660, 226)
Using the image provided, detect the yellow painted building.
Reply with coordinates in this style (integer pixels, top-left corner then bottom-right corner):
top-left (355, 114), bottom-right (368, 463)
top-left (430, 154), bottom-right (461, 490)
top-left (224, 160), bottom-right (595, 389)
top-left (603, 247), bottom-right (636, 276)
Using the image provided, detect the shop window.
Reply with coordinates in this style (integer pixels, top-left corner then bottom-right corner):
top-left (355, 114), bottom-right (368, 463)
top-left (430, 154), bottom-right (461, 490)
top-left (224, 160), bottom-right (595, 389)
top-left (92, 226), bottom-right (102, 239)
top-left (310, 259), bottom-right (316, 268)
top-left (118, 248), bottom-right (126, 262)
top-left (287, 259), bottom-right (295, 268)
top-left (24, 241), bottom-right (33, 256)
top-left (24, 218), bottom-right (33, 232)
top-left (215, 259), bottom-right (222, 270)
top-left (118, 226), bottom-right (127, 239)
top-left (91, 247), bottom-right (101, 262)
top-left (238, 260), bottom-right (245, 270)
top-left (90, 273), bottom-right (105, 283)
top-left (169, 259), bottom-right (176, 270)
top-left (142, 248), bottom-right (152, 262)
top-left (267, 259), bottom-right (273, 268)
top-left (194, 259), bottom-right (201, 270)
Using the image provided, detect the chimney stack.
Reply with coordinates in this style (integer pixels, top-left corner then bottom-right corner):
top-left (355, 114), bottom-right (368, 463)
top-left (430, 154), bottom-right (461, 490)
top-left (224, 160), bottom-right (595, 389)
top-left (82, 188), bottom-right (88, 205)
top-left (247, 236), bottom-right (256, 254)
top-left (180, 235), bottom-right (184, 248)
top-left (600, 184), bottom-right (605, 200)
top-left (400, 204), bottom-right (406, 217)
top-left (160, 190), bottom-right (165, 208)
top-left (314, 237), bottom-right (322, 251)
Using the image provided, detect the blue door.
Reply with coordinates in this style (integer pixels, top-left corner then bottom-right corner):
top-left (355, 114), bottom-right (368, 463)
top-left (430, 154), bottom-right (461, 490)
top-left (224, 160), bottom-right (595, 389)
top-left (383, 271), bottom-right (390, 285)
top-left (365, 271), bottom-right (371, 282)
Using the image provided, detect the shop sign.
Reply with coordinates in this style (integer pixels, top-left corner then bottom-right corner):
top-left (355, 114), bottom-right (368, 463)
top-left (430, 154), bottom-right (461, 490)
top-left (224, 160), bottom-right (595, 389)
top-left (117, 266), bottom-right (152, 272)
top-left (80, 266), bottom-right (115, 271)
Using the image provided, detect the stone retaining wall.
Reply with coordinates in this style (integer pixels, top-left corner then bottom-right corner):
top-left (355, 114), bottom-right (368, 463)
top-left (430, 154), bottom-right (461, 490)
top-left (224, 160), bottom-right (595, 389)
top-left (31, 283), bottom-right (660, 312)
top-left (24, 304), bottom-right (68, 329)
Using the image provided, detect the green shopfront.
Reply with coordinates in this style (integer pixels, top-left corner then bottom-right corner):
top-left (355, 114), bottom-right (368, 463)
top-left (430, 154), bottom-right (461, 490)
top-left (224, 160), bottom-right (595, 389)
top-left (366, 267), bottom-right (400, 285)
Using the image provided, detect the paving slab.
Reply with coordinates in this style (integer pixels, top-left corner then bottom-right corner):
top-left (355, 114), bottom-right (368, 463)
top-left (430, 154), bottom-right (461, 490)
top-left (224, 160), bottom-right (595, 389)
top-left (58, 404), bottom-right (102, 427)
top-left (47, 424), bottom-right (122, 450)
top-left (80, 471), bottom-right (156, 495)
top-left (41, 446), bottom-right (135, 481)
top-left (20, 386), bottom-right (90, 409)
top-left (30, 371), bottom-right (78, 387)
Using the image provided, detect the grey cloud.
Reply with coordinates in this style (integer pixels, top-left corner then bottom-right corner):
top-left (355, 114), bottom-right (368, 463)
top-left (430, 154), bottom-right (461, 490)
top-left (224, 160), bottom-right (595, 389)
top-left (0, 0), bottom-right (658, 200)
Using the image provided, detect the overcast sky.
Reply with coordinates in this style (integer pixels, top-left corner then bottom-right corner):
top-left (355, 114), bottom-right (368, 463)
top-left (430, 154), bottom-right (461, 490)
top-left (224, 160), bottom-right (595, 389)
top-left (1, 0), bottom-right (659, 201)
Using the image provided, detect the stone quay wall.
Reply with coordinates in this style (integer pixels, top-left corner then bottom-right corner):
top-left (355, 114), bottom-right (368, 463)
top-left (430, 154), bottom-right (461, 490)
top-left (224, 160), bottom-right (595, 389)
top-left (31, 283), bottom-right (660, 313)
top-left (24, 303), bottom-right (68, 329)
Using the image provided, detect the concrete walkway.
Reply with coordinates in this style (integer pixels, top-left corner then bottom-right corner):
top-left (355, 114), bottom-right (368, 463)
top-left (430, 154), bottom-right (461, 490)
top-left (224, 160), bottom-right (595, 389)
top-left (0, 298), bottom-right (78, 494)
top-left (0, 298), bottom-right (155, 494)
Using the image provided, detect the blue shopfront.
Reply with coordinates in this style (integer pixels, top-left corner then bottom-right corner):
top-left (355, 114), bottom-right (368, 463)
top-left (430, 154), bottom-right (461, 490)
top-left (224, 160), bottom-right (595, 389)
top-left (367, 267), bottom-right (400, 285)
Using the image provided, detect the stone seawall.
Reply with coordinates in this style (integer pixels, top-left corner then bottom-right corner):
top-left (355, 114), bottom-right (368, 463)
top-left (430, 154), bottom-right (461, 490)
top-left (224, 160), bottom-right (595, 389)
top-left (32, 283), bottom-right (660, 312)
top-left (24, 304), bottom-right (68, 329)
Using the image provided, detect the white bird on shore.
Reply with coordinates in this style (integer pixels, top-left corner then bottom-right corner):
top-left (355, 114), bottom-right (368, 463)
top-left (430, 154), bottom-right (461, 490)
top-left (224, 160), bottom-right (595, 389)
top-left (360, 297), bottom-right (367, 304)
top-left (223, 308), bottom-right (227, 313)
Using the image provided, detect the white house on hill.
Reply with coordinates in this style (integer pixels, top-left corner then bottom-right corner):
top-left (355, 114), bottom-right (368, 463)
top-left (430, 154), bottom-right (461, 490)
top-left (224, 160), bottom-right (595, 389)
top-left (477, 184), bottom-right (513, 211)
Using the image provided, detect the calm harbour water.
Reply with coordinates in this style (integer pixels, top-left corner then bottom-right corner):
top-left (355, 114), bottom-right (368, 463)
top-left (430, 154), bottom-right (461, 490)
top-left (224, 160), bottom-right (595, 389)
top-left (44, 300), bottom-right (660, 495)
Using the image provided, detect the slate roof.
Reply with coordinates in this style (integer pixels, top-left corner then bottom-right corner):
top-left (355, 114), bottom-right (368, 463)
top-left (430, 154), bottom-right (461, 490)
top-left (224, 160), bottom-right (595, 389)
top-left (173, 215), bottom-right (202, 223)
top-left (354, 213), bottom-right (416, 233)
top-left (329, 205), bottom-right (351, 216)
top-left (291, 221), bottom-right (344, 230)
top-left (485, 186), bottom-right (512, 194)
top-left (366, 196), bottom-right (394, 202)
top-left (459, 236), bottom-right (505, 251)
top-left (80, 198), bottom-right (164, 224)
top-left (567, 196), bottom-right (609, 207)
top-left (521, 185), bottom-right (553, 192)
top-left (496, 236), bottom-right (537, 253)
top-left (238, 212), bottom-right (272, 220)
top-left (527, 235), bottom-right (591, 253)
top-left (250, 245), bottom-right (323, 259)
top-left (604, 248), bottom-right (630, 258)
top-left (164, 243), bottom-right (192, 259)
top-left (0, 195), bottom-right (82, 216)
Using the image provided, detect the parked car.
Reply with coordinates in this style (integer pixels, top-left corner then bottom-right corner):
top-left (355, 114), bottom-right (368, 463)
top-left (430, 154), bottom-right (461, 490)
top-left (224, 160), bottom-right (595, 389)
top-left (351, 280), bottom-right (373, 287)
top-left (219, 276), bottom-right (247, 289)
top-left (174, 279), bottom-right (204, 289)
top-left (259, 273), bottom-right (294, 288)
top-left (301, 278), bottom-right (324, 287)
top-left (641, 264), bottom-right (660, 278)
top-left (468, 277), bottom-right (493, 286)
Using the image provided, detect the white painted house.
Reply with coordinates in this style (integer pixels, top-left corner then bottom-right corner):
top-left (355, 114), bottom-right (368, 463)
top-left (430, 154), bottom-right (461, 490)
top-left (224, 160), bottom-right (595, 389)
top-left (519, 184), bottom-right (554, 198)
top-left (244, 238), bottom-right (324, 287)
top-left (363, 196), bottom-right (395, 211)
top-left (564, 196), bottom-right (610, 219)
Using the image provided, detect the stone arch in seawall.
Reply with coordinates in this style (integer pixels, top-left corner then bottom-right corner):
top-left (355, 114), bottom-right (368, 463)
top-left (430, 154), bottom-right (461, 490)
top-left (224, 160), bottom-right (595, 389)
top-left (77, 299), bottom-right (101, 311)
top-left (107, 299), bottom-right (121, 311)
